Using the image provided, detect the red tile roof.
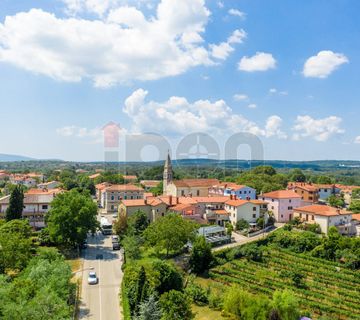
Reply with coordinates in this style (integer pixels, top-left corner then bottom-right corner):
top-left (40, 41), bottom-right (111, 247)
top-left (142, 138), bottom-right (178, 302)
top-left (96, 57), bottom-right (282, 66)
top-left (226, 199), bottom-right (267, 207)
top-left (105, 184), bottom-right (143, 192)
top-left (352, 214), bottom-right (360, 221)
top-left (294, 205), bottom-right (352, 217)
top-left (262, 190), bottom-right (301, 199)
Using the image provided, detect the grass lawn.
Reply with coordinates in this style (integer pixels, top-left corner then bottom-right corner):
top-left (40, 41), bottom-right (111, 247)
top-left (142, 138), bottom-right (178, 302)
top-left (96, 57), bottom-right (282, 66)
top-left (67, 258), bottom-right (82, 274)
top-left (192, 305), bottom-right (228, 320)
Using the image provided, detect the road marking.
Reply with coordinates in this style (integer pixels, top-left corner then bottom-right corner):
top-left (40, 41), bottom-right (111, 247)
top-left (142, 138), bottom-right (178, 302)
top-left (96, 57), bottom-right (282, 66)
top-left (98, 236), bottom-right (103, 320)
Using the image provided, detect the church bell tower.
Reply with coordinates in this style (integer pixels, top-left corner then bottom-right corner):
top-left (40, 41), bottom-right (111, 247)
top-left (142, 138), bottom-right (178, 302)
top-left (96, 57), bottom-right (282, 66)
top-left (163, 151), bottom-right (173, 195)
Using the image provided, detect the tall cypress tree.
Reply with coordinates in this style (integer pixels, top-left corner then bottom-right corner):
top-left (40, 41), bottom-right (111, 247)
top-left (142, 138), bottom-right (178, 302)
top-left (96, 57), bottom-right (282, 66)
top-left (5, 185), bottom-right (25, 221)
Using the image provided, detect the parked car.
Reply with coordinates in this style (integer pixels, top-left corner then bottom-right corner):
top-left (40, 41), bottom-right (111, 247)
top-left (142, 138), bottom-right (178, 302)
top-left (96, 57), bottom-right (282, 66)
top-left (112, 213), bottom-right (118, 219)
top-left (111, 235), bottom-right (119, 243)
top-left (88, 272), bottom-right (98, 285)
top-left (112, 242), bottom-right (120, 250)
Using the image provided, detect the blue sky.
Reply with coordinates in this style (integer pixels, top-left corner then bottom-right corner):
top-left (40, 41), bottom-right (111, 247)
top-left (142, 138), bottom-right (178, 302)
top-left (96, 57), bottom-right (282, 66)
top-left (0, 0), bottom-right (360, 161)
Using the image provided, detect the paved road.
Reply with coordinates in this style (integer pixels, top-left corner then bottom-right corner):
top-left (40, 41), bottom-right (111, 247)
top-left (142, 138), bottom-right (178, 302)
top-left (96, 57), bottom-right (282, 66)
top-left (79, 215), bottom-right (123, 320)
top-left (212, 223), bottom-right (284, 252)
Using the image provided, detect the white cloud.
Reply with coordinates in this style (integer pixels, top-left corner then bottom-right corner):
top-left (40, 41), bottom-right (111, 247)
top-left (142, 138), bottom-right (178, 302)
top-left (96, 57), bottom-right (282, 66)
top-left (247, 103), bottom-right (257, 109)
top-left (217, 1), bottom-right (224, 9)
top-left (56, 125), bottom-right (103, 143)
top-left (57, 126), bottom-right (102, 138)
top-left (303, 50), bottom-right (349, 78)
top-left (238, 52), bottom-right (276, 72)
top-left (0, 0), bottom-right (242, 87)
top-left (354, 136), bottom-right (360, 144)
top-left (233, 94), bottom-right (248, 101)
top-left (265, 116), bottom-right (287, 139)
top-left (269, 88), bottom-right (288, 96)
top-left (123, 89), bottom-right (286, 139)
top-left (292, 115), bottom-right (344, 141)
top-left (269, 88), bottom-right (277, 94)
top-left (228, 9), bottom-right (246, 19)
top-left (210, 29), bottom-right (246, 60)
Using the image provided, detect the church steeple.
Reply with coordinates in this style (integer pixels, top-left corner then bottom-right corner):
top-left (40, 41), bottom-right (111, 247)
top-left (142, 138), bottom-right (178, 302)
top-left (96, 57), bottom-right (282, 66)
top-left (163, 150), bottom-right (173, 195)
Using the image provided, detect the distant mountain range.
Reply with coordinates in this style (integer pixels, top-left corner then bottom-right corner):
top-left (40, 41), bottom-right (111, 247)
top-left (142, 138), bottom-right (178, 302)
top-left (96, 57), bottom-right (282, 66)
top-left (0, 153), bottom-right (35, 162)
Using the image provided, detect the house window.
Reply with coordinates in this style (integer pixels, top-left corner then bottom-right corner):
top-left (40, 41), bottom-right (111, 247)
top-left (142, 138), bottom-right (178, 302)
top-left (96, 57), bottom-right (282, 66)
top-left (181, 190), bottom-right (185, 196)
top-left (42, 205), bottom-right (48, 210)
top-left (312, 215), bottom-right (314, 221)
top-left (252, 214), bottom-right (256, 218)
top-left (253, 207), bottom-right (256, 211)
top-left (324, 189), bottom-right (328, 192)
top-left (289, 199), bottom-right (292, 203)
top-left (118, 196), bottom-right (120, 200)
top-left (309, 197), bottom-right (313, 200)
top-left (281, 215), bottom-right (283, 218)
top-left (111, 196), bottom-right (114, 200)
top-left (196, 190), bottom-right (200, 196)
top-left (271, 206), bottom-right (274, 210)
top-left (272, 199), bottom-right (274, 202)
top-left (288, 206), bottom-right (293, 210)
top-left (239, 191), bottom-right (242, 194)
top-left (111, 205), bottom-right (114, 210)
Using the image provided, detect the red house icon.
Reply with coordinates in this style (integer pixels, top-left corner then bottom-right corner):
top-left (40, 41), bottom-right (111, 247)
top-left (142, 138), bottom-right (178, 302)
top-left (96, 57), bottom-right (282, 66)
top-left (102, 122), bottom-right (121, 148)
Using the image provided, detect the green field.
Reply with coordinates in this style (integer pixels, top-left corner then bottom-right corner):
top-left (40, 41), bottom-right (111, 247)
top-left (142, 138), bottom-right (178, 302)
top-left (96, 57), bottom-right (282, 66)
top-left (204, 247), bottom-right (360, 319)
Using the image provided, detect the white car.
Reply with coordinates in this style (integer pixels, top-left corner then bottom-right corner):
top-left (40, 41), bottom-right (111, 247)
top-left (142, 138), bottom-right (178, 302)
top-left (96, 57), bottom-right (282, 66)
top-left (112, 213), bottom-right (118, 219)
top-left (88, 272), bottom-right (98, 285)
top-left (111, 235), bottom-right (119, 243)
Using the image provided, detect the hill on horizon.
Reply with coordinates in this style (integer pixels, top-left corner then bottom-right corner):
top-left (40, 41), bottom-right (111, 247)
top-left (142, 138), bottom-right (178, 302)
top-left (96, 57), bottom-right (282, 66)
top-left (0, 153), bottom-right (35, 162)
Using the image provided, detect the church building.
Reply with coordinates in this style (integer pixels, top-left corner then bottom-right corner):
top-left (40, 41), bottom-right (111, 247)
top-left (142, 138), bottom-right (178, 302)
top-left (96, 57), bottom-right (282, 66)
top-left (162, 152), bottom-right (219, 197)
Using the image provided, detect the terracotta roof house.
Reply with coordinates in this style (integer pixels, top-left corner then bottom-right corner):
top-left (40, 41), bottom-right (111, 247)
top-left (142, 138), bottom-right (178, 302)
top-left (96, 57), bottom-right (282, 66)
top-left (261, 190), bottom-right (302, 223)
top-left (293, 205), bottom-right (354, 235)
top-left (209, 182), bottom-right (257, 200)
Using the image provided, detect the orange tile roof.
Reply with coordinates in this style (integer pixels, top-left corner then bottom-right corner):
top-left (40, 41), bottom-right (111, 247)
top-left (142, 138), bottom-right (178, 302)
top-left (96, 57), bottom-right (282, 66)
top-left (105, 184), bottom-right (143, 192)
top-left (121, 199), bottom-right (146, 207)
top-left (226, 199), bottom-right (267, 207)
top-left (294, 205), bottom-right (352, 217)
top-left (26, 188), bottom-right (62, 195)
top-left (352, 214), bottom-right (360, 221)
top-left (214, 209), bottom-right (228, 215)
top-left (190, 196), bottom-right (229, 203)
top-left (212, 182), bottom-right (246, 189)
top-left (95, 182), bottom-right (111, 191)
top-left (170, 203), bottom-right (195, 212)
top-left (121, 197), bottom-right (165, 207)
top-left (262, 190), bottom-right (301, 199)
top-left (173, 179), bottom-right (219, 188)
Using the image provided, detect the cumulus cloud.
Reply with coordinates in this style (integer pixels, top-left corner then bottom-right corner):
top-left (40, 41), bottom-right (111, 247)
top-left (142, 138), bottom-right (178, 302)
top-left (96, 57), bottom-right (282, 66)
top-left (238, 52), bottom-right (276, 72)
top-left (228, 9), bottom-right (246, 19)
top-left (247, 104), bottom-right (257, 109)
top-left (354, 136), bottom-right (360, 144)
top-left (210, 29), bottom-right (246, 60)
top-left (123, 89), bottom-right (286, 139)
top-left (0, 0), bottom-right (242, 87)
top-left (292, 115), bottom-right (344, 141)
top-left (303, 50), bottom-right (349, 78)
top-left (265, 116), bottom-right (287, 139)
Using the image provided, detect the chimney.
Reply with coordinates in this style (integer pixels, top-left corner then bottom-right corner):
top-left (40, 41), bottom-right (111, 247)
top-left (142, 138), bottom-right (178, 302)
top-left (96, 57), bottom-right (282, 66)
top-left (234, 195), bottom-right (237, 200)
top-left (230, 194), bottom-right (233, 200)
top-left (176, 196), bottom-right (179, 204)
top-left (336, 209), bottom-right (341, 214)
top-left (169, 195), bottom-right (173, 205)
